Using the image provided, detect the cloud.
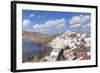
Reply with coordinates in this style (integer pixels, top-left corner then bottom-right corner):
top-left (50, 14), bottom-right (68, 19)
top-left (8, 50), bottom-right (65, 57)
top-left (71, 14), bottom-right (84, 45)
top-left (32, 18), bottom-right (67, 34)
top-left (70, 16), bottom-right (81, 24)
top-left (56, 23), bottom-right (65, 28)
top-left (37, 15), bottom-right (41, 18)
top-left (70, 14), bottom-right (91, 28)
top-left (33, 18), bottom-right (67, 29)
top-left (82, 23), bottom-right (90, 28)
top-left (70, 24), bottom-right (81, 28)
top-left (30, 14), bottom-right (35, 17)
top-left (30, 14), bottom-right (42, 18)
top-left (23, 19), bottom-right (31, 26)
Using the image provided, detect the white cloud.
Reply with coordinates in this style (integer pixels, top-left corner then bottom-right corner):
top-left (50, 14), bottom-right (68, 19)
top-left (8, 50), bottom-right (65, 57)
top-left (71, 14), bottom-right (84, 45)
top-left (37, 15), bottom-right (41, 18)
top-left (33, 18), bottom-right (67, 29)
top-left (30, 14), bottom-right (42, 18)
top-left (82, 23), bottom-right (90, 27)
top-left (70, 14), bottom-right (91, 28)
top-left (70, 24), bottom-right (81, 28)
top-left (32, 18), bottom-right (67, 34)
top-left (30, 14), bottom-right (35, 17)
top-left (56, 23), bottom-right (65, 28)
top-left (70, 16), bottom-right (81, 24)
top-left (81, 15), bottom-right (90, 24)
top-left (33, 24), bottom-right (40, 28)
top-left (23, 19), bottom-right (31, 26)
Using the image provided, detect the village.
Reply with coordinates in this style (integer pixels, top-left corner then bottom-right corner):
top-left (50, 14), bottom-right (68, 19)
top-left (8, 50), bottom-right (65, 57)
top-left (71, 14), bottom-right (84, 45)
top-left (41, 31), bottom-right (91, 62)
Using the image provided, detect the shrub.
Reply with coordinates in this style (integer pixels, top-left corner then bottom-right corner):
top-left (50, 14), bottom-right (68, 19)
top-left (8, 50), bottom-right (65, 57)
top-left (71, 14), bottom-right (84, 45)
top-left (64, 46), bottom-right (71, 50)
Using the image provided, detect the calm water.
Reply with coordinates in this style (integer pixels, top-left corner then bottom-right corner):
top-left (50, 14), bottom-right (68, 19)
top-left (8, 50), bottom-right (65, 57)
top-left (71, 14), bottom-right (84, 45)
top-left (22, 40), bottom-right (47, 61)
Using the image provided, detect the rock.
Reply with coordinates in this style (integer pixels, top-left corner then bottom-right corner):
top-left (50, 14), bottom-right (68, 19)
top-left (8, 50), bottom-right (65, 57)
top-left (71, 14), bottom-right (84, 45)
top-left (63, 49), bottom-right (75, 60)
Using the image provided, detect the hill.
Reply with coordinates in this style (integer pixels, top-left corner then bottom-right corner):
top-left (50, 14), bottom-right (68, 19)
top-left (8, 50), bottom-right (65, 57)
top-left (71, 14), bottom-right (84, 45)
top-left (22, 31), bottom-right (58, 44)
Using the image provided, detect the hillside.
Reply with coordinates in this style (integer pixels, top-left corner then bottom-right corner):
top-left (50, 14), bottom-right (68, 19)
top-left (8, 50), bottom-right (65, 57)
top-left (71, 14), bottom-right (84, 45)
top-left (23, 31), bottom-right (91, 62)
top-left (46, 31), bottom-right (91, 61)
top-left (22, 31), bottom-right (57, 43)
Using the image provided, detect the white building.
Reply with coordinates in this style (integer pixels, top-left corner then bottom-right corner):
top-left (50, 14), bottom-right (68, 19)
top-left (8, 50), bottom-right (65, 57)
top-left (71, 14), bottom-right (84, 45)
top-left (49, 32), bottom-right (90, 50)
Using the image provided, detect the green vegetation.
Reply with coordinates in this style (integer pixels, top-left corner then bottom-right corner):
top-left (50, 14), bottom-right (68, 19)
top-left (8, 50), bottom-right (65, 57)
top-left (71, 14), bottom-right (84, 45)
top-left (64, 46), bottom-right (71, 50)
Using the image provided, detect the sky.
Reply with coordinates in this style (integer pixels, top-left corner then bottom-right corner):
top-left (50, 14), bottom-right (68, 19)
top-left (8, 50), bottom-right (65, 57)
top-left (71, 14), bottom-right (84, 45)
top-left (22, 10), bottom-right (91, 35)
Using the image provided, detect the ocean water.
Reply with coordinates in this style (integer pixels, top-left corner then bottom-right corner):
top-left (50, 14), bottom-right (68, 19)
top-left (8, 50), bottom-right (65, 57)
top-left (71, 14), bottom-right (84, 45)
top-left (22, 40), bottom-right (47, 61)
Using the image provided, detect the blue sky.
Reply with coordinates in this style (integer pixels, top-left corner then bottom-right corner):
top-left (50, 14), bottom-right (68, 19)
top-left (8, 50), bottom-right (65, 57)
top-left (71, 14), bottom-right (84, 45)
top-left (22, 10), bottom-right (91, 34)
